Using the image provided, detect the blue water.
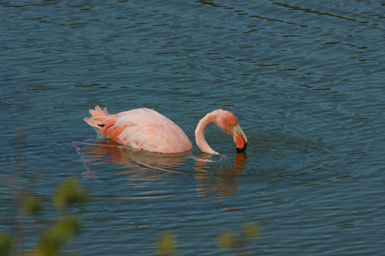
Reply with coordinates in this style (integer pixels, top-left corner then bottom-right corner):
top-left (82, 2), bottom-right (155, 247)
top-left (1, 0), bottom-right (385, 255)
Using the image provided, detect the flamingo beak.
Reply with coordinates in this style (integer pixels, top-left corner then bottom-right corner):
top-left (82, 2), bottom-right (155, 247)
top-left (233, 124), bottom-right (248, 153)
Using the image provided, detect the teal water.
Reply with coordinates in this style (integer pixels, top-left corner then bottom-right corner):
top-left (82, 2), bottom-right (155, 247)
top-left (1, 0), bottom-right (385, 255)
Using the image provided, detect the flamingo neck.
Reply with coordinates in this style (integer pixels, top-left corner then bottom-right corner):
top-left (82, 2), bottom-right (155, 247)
top-left (195, 111), bottom-right (220, 155)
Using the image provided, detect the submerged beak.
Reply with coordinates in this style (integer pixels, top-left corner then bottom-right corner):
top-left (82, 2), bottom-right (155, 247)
top-left (233, 124), bottom-right (248, 153)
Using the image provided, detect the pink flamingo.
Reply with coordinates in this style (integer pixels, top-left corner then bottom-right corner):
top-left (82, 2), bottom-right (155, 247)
top-left (84, 106), bottom-right (248, 154)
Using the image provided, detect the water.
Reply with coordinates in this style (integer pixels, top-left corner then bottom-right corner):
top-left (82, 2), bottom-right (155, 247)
top-left (1, 0), bottom-right (385, 255)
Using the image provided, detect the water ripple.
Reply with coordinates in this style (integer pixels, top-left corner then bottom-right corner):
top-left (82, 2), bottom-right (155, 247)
top-left (1, 0), bottom-right (385, 255)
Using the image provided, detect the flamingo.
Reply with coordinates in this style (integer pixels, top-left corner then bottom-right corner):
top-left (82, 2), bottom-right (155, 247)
top-left (83, 106), bottom-right (248, 155)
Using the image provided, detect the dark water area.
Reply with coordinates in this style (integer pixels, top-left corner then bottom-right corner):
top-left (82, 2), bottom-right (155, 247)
top-left (1, 0), bottom-right (385, 255)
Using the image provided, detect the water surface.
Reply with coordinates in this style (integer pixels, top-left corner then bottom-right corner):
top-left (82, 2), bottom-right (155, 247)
top-left (1, 0), bottom-right (385, 255)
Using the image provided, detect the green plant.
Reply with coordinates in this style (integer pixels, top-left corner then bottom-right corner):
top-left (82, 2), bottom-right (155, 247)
top-left (155, 223), bottom-right (261, 256)
top-left (0, 131), bottom-right (88, 256)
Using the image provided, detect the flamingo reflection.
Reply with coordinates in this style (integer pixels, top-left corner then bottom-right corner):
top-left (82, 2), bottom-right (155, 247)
top-left (74, 139), bottom-right (188, 181)
top-left (194, 152), bottom-right (247, 197)
top-left (74, 139), bottom-right (247, 197)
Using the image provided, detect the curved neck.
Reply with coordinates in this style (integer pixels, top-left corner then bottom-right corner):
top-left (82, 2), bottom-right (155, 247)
top-left (194, 111), bottom-right (219, 155)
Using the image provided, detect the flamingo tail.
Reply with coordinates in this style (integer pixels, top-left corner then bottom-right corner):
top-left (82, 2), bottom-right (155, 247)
top-left (83, 105), bottom-right (116, 134)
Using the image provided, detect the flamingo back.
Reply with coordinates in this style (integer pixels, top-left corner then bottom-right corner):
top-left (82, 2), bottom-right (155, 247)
top-left (116, 108), bottom-right (192, 153)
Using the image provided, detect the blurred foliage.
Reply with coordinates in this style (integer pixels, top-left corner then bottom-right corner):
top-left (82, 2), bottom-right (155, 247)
top-left (53, 178), bottom-right (88, 211)
top-left (1, 132), bottom-right (89, 256)
top-left (218, 223), bottom-right (260, 255)
top-left (156, 233), bottom-right (179, 256)
top-left (243, 223), bottom-right (260, 239)
top-left (0, 234), bottom-right (11, 256)
top-left (218, 231), bottom-right (234, 249)
top-left (156, 223), bottom-right (261, 256)
top-left (21, 196), bottom-right (42, 216)
top-left (28, 216), bottom-right (80, 256)
top-left (2, 178), bottom-right (88, 256)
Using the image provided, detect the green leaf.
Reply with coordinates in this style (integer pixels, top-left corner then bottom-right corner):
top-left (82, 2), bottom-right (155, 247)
top-left (22, 195), bottom-right (42, 216)
top-left (243, 223), bottom-right (260, 239)
top-left (157, 233), bottom-right (176, 255)
top-left (218, 231), bottom-right (233, 249)
top-left (53, 178), bottom-right (88, 210)
top-left (32, 216), bottom-right (80, 256)
top-left (0, 233), bottom-right (11, 256)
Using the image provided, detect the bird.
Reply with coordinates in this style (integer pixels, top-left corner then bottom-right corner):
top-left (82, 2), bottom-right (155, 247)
top-left (84, 106), bottom-right (247, 155)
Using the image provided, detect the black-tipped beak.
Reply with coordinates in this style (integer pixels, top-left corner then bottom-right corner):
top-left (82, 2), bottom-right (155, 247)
top-left (233, 124), bottom-right (248, 153)
top-left (236, 141), bottom-right (247, 153)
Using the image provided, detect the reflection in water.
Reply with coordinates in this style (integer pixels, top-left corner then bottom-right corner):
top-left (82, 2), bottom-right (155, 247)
top-left (75, 139), bottom-right (188, 180)
top-left (74, 139), bottom-right (247, 199)
top-left (194, 152), bottom-right (247, 198)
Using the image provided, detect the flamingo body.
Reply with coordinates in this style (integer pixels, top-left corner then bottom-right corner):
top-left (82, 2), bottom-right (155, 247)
top-left (84, 106), bottom-right (192, 153)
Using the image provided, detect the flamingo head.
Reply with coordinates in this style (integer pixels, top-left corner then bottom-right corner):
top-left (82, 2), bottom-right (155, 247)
top-left (216, 110), bottom-right (248, 153)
